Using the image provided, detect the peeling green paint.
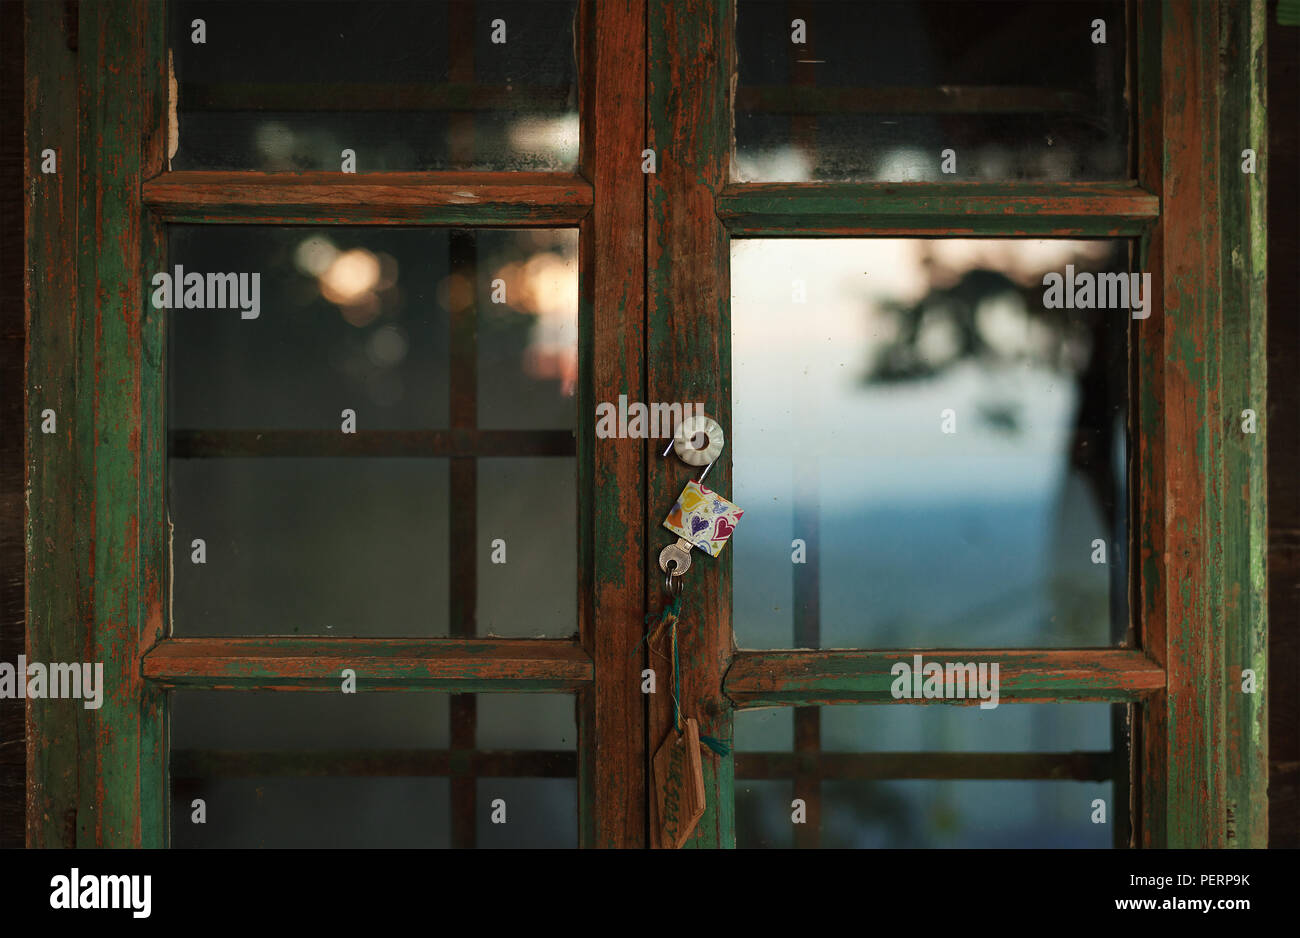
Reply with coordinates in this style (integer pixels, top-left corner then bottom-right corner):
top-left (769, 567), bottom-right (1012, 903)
top-left (1218, 0), bottom-right (1269, 849)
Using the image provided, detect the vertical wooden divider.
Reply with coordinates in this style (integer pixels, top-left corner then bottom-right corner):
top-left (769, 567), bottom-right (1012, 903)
top-left (1218, 0), bottom-right (1269, 850)
top-left (579, 0), bottom-right (649, 847)
top-left (1152, 0), bottom-right (1267, 849)
top-left (647, 0), bottom-right (736, 848)
top-left (25, 0), bottom-right (85, 848)
top-left (77, 0), bottom-right (149, 847)
top-left (1134, 0), bottom-right (1168, 850)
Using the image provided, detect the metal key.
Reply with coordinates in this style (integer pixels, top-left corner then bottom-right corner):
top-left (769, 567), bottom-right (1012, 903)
top-left (658, 537), bottom-right (694, 576)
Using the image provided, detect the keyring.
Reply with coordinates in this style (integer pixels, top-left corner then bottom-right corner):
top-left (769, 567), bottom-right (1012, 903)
top-left (664, 569), bottom-right (684, 597)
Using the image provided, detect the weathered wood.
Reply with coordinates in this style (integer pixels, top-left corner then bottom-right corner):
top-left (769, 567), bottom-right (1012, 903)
top-left (735, 751), bottom-right (1115, 782)
top-left (717, 182), bottom-right (1160, 236)
top-left (21, 0), bottom-right (1275, 852)
top-left (1219, 0), bottom-right (1269, 849)
top-left (1158, 0), bottom-right (1231, 849)
top-left (169, 429), bottom-right (575, 459)
top-left (647, 0), bottom-right (736, 849)
top-left (78, 0), bottom-right (149, 848)
top-left (725, 649), bottom-right (1165, 708)
top-left (0, 0), bottom-right (25, 850)
top-left (1134, 0), bottom-right (1168, 850)
top-left (142, 171), bottom-right (594, 225)
top-left (577, 0), bottom-right (648, 849)
top-left (24, 0), bottom-right (86, 849)
top-left (142, 637), bottom-right (594, 691)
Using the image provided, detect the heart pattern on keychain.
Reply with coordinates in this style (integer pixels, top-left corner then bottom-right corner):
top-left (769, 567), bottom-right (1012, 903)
top-left (663, 480), bottom-right (744, 558)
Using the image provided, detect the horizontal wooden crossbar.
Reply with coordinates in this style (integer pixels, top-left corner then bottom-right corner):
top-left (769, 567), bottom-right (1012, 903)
top-left (735, 750), bottom-right (1113, 782)
top-left (172, 749), bottom-right (577, 779)
top-left (143, 638), bottom-right (593, 691)
top-left (180, 81), bottom-right (572, 112)
top-left (169, 429), bottom-right (577, 459)
top-left (717, 182), bottom-right (1160, 237)
top-left (725, 648), bottom-right (1164, 707)
top-left (142, 171), bottom-right (593, 226)
top-left (736, 85), bottom-right (1094, 115)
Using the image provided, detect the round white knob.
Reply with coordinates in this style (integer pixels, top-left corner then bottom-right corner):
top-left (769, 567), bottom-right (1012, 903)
top-left (673, 415), bottom-right (724, 466)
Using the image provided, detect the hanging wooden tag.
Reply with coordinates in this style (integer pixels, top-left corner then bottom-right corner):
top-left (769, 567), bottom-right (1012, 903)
top-left (652, 717), bottom-right (706, 849)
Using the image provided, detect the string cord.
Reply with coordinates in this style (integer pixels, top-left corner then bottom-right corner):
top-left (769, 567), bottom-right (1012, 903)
top-left (636, 592), bottom-right (732, 756)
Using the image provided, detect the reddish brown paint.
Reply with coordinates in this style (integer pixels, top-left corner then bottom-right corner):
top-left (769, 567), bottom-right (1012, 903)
top-left (725, 649), bottom-right (1166, 708)
top-left (142, 637), bottom-right (594, 689)
top-left (578, 0), bottom-right (649, 849)
top-left (717, 182), bottom-right (1161, 237)
top-left (142, 171), bottom-right (594, 225)
top-left (647, 0), bottom-right (736, 849)
top-left (1158, 0), bottom-right (1228, 849)
top-left (1133, 0), bottom-right (1169, 849)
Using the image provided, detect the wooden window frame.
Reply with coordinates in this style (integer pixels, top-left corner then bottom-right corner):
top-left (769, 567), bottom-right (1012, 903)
top-left (24, 0), bottom-right (1267, 848)
top-left (645, 0), bottom-right (1267, 849)
top-left (25, 0), bottom-right (647, 848)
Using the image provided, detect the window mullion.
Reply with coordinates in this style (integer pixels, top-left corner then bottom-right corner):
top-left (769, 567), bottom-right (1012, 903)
top-left (647, 0), bottom-right (736, 849)
top-left (725, 649), bottom-right (1165, 709)
top-left (716, 181), bottom-right (1159, 237)
top-left (141, 171), bottom-right (594, 226)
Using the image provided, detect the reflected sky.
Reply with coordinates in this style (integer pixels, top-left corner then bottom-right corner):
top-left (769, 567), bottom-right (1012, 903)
top-left (732, 239), bottom-right (1129, 648)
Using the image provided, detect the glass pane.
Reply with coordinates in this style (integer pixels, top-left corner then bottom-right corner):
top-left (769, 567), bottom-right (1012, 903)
top-left (171, 691), bottom-right (576, 848)
top-left (475, 694), bottom-right (575, 749)
top-left (478, 459), bottom-right (577, 637)
top-left (168, 226), bottom-right (450, 431)
top-left (170, 0), bottom-right (579, 171)
top-left (732, 239), bottom-right (1130, 648)
top-left (477, 230), bottom-right (579, 429)
top-left (167, 226), bottom-right (579, 636)
top-left (735, 703), bottom-right (1129, 848)
top-left (476, 779), bottom-right (578, 848)
top-left (170, 458), bottom-right (450, 635)
top-left (735, 0), bottom-right (1129, 182)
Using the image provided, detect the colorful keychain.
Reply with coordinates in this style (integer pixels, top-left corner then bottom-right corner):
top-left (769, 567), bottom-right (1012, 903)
top-left (647, 414), bottom-right (742, 848)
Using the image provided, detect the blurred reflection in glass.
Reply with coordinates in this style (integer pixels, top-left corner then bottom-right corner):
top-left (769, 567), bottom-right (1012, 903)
top-left (735, 703), bottom-right (1127, 848)
top-left (168, 226), bottom-right (578, 637)
top-left (170, 1), bottom-right (579, 171)
top-left (732, 239), bottom-right (1130, 648)
top-left (171, 691), bottom-right (577, 847)
top-left (735, 0), bottom-right (1128, 182)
